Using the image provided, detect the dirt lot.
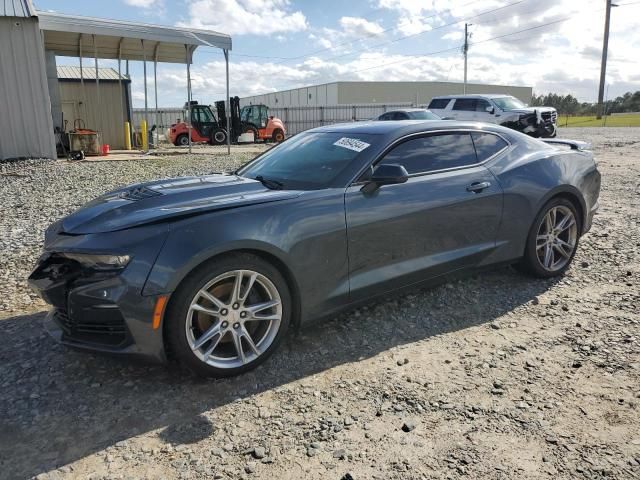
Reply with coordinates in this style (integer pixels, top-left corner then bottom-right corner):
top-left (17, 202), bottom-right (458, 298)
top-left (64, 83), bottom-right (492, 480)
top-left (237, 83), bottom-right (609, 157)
top-left (0, 128), bottom-right (638, 480)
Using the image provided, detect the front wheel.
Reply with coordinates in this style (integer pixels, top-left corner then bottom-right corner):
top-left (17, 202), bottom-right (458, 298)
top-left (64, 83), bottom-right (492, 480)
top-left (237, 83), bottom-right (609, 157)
top-left (165, 254), bottom-right (291, 377)
top-left (518, 198), bottom-right (581, 278)
top-left (210, 128), bottom-right (228, 145)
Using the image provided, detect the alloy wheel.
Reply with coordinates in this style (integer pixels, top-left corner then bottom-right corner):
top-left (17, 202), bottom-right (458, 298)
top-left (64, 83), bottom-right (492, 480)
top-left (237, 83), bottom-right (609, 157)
top-left (535, 205), bottom-right (578, 272)
top-left (185, 270), bottom-right (282, 369)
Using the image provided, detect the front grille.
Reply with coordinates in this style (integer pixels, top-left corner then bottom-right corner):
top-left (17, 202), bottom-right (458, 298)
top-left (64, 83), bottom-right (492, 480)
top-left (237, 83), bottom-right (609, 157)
top-left (119, 186), bottom-right (162, 201)
top-left (55, 308), bottom-right (128, 347)
top-left (542, 111), bottom-right (557, 123)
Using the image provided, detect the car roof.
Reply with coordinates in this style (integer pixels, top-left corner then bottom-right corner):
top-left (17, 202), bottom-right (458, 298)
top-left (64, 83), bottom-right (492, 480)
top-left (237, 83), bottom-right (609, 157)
top-left (307, 120), bottom-right (516, 139)
top-left (383, 108), bottom-right (431, 112)
top-left (431, 94), bottom-right (513, 100)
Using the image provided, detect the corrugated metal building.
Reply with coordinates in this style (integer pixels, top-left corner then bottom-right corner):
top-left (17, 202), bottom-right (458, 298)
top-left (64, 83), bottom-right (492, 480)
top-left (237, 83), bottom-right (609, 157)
top-left (241, 81), bottom-right (533, 108)
top-left (0, 0), bottom-right (56, 160)
top-left (56, 66), bottom-right (131, 149)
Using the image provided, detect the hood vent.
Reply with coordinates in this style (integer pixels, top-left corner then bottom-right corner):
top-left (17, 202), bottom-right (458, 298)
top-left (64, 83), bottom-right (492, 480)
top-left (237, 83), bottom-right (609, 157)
top-left (119, 186), bottom-right (162, 201)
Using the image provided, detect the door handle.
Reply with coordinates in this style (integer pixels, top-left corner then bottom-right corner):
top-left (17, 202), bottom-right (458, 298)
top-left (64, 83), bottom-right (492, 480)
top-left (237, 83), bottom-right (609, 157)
top-left (466, 181), bottom-right (491, 193)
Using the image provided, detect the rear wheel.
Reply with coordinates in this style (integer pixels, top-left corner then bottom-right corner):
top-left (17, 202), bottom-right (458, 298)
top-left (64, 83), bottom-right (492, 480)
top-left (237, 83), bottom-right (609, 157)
top-left (175, 133), bottom-right (189, 147)
top-left (272, 129), bottom-right (285, 143)
top-left (165, 254), bottom-right (291, 377)
top-left (518, 197), bottom-right (580, 277)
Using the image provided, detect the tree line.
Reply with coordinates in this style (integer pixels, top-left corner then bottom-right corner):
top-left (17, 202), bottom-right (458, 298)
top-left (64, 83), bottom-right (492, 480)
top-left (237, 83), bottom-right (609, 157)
top-left (530, 91), bottom-right (640, 115)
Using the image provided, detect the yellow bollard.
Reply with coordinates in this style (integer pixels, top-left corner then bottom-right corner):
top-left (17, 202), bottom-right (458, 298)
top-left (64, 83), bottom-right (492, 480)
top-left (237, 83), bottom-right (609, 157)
top-left (140, 120), bottom-right (148, 151)
top-left (124, 122), bottom-right (132, 150)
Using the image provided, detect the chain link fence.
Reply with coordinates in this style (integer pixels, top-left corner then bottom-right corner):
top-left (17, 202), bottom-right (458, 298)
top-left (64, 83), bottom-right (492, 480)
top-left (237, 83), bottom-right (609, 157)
top-left (268, 103), bottom-right (415, 135)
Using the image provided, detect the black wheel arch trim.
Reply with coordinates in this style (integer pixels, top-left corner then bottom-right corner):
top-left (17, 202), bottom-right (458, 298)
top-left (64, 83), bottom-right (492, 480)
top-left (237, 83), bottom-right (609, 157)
top-left (144, 242), bottom-right (303, 330)
top-left (534, 186), bottom-right (587, 234)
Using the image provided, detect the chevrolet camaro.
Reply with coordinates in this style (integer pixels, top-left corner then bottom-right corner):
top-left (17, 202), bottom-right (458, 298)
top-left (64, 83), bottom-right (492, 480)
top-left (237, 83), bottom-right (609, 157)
top-left (29, 121), bottom-right (601, 377)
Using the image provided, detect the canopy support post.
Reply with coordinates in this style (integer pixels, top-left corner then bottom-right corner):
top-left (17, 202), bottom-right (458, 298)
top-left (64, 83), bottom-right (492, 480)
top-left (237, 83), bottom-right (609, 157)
top-left (142, 39), bottom-right (148, 152)
top-left (154, 42), bottom-right (160, 143)
top-left (224, 48), bottom-right (230, 155)
top-left (118, 38), bottom-right (126, 146)
top-left (79, 34), bottom-right (86, 124)
top-left (186, 44), bottom-right (192, 154)
top-left (93, 34), bottom-right (100, 138)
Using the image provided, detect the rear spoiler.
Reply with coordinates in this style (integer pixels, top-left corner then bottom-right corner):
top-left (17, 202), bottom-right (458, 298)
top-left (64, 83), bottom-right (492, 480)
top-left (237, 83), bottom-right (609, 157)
top-left (542, 139), bottom-right (592, 151)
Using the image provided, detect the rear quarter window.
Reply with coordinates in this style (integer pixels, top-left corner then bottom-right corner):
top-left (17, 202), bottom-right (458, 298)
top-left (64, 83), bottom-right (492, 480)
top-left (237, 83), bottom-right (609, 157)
top-left (379, 133), bottom-right (478, 175)
top-left (472, 133), bottom-right (509, 161)
top-left (427, 99), bottom-right (451, 109)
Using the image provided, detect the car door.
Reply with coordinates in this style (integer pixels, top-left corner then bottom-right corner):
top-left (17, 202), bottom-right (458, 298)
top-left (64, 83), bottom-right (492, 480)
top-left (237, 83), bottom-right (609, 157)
top-left (450, 98), bottom-right (478, 121)
top-left (344, 131), bottom-right (504, 300)
top-left (474, 98), bottom-right (497, 123)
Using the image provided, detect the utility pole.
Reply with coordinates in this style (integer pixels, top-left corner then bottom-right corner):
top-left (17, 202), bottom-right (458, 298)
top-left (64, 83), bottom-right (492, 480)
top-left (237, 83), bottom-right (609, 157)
top-left (597, 0), bottom-right (616, 119)
top-left (463, 23), bottom-right (471, 94)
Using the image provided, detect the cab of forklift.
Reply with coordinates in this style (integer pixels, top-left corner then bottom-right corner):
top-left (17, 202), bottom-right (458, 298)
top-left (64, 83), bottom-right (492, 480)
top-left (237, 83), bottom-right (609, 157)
top-left (240, 105), bottom-right (269, 128)
top-left (186, 102), bottom-right (219, 138)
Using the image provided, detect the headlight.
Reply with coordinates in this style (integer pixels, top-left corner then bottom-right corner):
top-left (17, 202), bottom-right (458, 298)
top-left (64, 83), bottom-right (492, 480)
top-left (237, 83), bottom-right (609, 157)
top-left (60, 253), bottom-right (131, 270)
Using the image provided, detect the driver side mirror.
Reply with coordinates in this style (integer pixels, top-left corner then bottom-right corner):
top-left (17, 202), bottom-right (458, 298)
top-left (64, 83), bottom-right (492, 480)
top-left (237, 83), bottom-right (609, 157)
top-left (361, 164), bottom-right (409, 193)
top-left (485, 105), bottom-right (495, 114)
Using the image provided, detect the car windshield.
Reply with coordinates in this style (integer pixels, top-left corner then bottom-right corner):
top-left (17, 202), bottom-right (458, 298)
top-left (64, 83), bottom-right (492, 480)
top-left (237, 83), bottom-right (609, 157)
top-left (407, 110), bottom-right (440, 120)
top-left (237, 132), bottom-right (378, 190)
top-left (492, 96), bottom-right (527, 111)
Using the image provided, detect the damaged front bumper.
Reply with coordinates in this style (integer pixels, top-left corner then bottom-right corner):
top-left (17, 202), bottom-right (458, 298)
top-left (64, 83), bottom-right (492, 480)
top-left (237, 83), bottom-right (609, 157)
top-left (502, 110), bottom-right (558, 138)
top-left (27, 223), bottom-right (171, 363)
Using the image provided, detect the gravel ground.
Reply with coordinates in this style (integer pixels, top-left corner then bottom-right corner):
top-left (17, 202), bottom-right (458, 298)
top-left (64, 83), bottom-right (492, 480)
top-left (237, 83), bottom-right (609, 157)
top-left (0, 128), bottom-right (639, 479)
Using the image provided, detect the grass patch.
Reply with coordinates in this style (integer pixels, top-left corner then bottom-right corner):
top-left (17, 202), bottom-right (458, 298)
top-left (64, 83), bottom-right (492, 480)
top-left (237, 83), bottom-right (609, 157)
top-left (558, 114), bottom-right (640, 127)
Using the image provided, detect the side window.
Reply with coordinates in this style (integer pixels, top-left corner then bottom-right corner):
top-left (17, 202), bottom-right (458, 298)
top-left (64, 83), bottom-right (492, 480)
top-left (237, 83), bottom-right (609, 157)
top-left (379, 133), bottom-right (478, 175)
top-left (378, 113), bottom-right (392, 121)
top-left (428, 98), bottom-right (450, 109)
top-left (393, 112), bottom-right (409, 120)
top-left (453, 98), bottom-right (477, 111)
top-left (472, 133), bottom-right (509, 161)
top-left (475, 99), bottom-right (492, 112)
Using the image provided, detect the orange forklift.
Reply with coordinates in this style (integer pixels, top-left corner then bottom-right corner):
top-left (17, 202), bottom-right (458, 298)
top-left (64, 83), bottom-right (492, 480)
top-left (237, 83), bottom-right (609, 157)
top-left (168, 96), bottom-right (286, 146)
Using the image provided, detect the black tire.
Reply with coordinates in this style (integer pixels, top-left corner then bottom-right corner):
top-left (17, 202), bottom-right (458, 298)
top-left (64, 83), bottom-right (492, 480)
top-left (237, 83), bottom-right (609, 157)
top-left (175, 133), bottom-right (189, 147)
top-left (165, 253), bottom-right (291, 378)
top-left (210, 128), bottom-right (228, 145)
top-left (272, 129), bottom-right (285, 143)
top-left (517, 197), bottom-right (581, 278)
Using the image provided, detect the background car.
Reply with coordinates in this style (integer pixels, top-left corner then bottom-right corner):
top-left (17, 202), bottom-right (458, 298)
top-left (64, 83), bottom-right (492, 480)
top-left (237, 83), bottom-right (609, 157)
top-left (376, 108), bottom-right (441, 121)
top-left (29, 121), bottom-right (600, 378)
top-left (428, 94), bottom-right (558, 137)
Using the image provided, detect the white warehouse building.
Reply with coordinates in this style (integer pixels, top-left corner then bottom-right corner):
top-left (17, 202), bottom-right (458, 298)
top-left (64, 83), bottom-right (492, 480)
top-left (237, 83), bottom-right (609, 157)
top-left (240, 81), bottom-right (533, 108)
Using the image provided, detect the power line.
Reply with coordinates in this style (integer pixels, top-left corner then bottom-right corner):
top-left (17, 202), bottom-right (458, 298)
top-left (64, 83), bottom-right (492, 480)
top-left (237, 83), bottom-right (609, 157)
top-left (278, 0), bottom-right (530, 66)
top-left (198, 0), bottom-right (526, 63)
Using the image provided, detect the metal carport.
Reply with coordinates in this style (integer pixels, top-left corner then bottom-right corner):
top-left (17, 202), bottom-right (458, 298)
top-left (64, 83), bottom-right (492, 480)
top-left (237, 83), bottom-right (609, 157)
top-left (38, 11), bottom-right (233, 154)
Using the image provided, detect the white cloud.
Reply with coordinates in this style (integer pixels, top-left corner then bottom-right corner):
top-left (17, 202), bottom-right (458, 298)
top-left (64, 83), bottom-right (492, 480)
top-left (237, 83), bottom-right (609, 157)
top-left (123, 0), bottom-right (160, 7)
top-left (338, 17), bottom-right (384, 37)
top-left (177, 0), bottom-right (308, 36)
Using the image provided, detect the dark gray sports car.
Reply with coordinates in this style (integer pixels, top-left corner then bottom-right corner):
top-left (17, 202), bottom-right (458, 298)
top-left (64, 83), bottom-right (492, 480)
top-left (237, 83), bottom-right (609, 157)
top-left (29, 121), bottom-right (600, 377)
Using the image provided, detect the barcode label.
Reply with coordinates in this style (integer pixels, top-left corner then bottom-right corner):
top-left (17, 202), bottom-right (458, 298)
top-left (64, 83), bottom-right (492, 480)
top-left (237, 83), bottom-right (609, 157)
top-left (333, 137), bottom-right (371, 152)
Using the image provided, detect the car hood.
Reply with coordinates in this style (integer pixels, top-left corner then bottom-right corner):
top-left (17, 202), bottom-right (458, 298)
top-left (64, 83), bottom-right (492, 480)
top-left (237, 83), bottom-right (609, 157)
top-left (61, 174), bottom-right (302, 234)
top-left (507, 106), bottom-right (556, 115)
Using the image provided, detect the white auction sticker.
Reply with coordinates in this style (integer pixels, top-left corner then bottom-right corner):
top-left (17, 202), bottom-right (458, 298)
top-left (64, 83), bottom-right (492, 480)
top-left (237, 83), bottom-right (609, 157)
top-left (333, 137), bottom-right (370, 153)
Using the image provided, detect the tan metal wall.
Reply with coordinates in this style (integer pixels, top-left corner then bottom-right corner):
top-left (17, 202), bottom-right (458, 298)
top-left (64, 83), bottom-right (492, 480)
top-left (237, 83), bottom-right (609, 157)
top-left (0, 16), bottom-right (56, 160)
top-left (58, 81), bottom-right (127, 149)
top-left (336, 81), bottom-right (533, 105)
top-left (241, 81), bottom-right (533, 108)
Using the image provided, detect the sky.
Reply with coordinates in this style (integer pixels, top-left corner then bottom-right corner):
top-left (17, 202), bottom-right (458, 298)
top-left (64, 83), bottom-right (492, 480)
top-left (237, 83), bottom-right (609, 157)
top-left (35, 0), bottom-right (640, 108)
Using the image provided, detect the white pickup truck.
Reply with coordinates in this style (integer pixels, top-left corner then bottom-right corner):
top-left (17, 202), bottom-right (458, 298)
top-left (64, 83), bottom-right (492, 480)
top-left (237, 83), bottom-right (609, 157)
top-left (427, 94), bottom-right (558, 138)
